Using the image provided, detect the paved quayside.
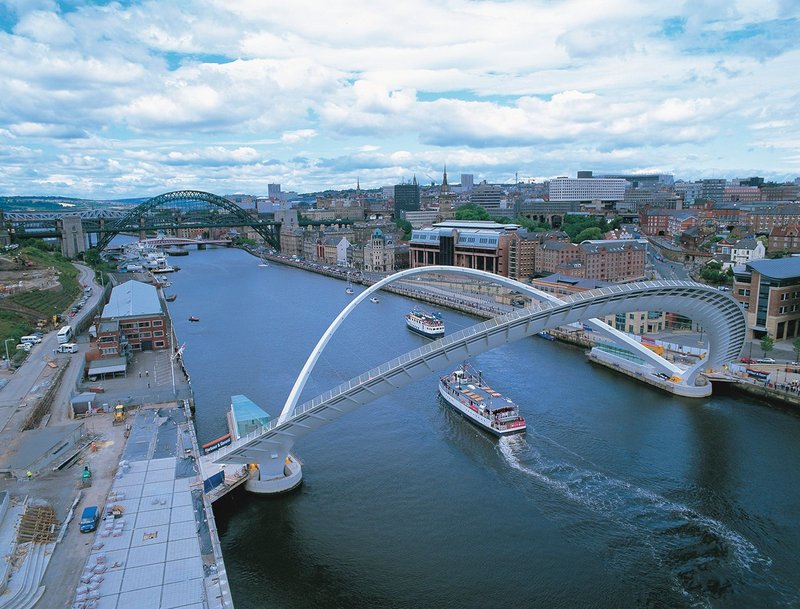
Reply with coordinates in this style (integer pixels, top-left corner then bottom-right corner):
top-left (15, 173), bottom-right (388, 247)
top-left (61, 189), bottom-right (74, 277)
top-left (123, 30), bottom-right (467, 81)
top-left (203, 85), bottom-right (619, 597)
top-left (72, 404), bottom-right (232, 609)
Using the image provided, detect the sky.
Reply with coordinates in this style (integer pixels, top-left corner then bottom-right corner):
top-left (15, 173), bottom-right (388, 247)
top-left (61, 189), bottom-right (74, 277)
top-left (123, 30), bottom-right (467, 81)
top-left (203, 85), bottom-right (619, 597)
top-left (0, 0), bottom-right (799, 198)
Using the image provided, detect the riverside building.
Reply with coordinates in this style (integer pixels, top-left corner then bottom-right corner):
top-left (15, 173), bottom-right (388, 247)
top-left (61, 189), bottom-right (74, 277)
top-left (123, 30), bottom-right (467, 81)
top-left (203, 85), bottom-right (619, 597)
top-left (734, 258), bottom-right (800, 341)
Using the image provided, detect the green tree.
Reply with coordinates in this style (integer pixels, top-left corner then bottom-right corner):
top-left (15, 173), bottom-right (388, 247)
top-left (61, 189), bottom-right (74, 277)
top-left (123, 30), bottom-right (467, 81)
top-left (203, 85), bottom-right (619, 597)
top-left (793, 337), bottom-right (800, 363)
top-left (455, 204), bottom-right (490, 221)
top-left (395, 218), bottom-right (412, 240)
top-left (574, 227), bottom-right (603, 242)
top-left (84, 249), bottom-right (102, 267)
top-left (761, 335), bottom-right (774, 358)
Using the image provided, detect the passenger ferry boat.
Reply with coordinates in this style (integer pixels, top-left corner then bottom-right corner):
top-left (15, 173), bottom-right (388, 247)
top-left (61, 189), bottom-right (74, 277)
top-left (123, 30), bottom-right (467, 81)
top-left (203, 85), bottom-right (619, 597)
top-left (405, 309), bottom-right (444, 338)
top-left (438, 363), bottom-right (526, 436)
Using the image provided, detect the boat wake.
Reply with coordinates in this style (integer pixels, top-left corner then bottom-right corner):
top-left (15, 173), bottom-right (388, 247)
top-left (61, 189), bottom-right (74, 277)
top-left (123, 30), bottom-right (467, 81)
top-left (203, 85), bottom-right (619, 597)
top-left (498, 435), bottom-right (791, 607)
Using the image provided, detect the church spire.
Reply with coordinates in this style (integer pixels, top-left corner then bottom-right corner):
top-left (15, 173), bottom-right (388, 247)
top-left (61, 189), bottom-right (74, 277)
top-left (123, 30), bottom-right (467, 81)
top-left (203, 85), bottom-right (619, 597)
top-left (443, 164), bottom-right (448, 187)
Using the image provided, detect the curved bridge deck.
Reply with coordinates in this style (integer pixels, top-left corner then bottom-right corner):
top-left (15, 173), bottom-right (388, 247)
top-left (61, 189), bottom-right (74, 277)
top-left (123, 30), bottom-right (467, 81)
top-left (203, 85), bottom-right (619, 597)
top-left (211, 280), bottom-right (746, 467)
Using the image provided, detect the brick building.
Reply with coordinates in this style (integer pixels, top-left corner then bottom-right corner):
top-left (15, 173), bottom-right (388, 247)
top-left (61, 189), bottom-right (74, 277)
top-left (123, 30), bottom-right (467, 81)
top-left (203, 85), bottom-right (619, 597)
top-left (769, 225), bottom-right (800, 254)
top-left (95, 280), bottom-right (170, 357)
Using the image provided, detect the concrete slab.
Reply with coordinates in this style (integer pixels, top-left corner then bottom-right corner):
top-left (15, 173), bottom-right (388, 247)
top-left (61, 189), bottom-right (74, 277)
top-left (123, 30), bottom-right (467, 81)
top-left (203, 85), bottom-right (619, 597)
top-left (117, 585), bottom-right (162, 608)
top-left (145, 467), bottom-right (175, 484)
top-left (169, 504), bottom-right (195, 524)
top-left (162, 556), bottom-right (204, 584)
top-left (147, 457), bottom-right (176, 471)
top-left (167, 520), bottom-right (196, 542)
top-left (97, 568), bottom-right (125, 595)
top-left (96, 593), bottom-right (120, 609)
top-left (114, 471), bottom-right (147, 487)
top-left (138, 494), bottom-right (172, 512)
top-left (134, 507), bottom-right (171, 529)
top-left (118, 562), bottom-right (164, 593)
top-left (160, 578), bottom-right (205, 608)
top-left (165, 537), bottom-right (200, 562)
top-left (126, 542), bottom-right (168, 568)
top-left (130, 524), bottom-right (170, 548)
top-left (141, 480), bottom-right (174, 497)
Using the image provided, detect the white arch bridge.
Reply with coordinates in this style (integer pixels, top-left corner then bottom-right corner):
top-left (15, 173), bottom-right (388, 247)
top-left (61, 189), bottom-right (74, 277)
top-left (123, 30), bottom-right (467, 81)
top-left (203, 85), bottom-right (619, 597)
top-left (206, 267), bottom-right (746, 494)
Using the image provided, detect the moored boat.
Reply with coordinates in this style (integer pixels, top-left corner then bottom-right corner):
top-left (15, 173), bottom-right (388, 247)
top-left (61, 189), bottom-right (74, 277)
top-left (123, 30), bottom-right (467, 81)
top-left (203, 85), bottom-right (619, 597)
top-left (165, 294), bottom-right (177, 302)
top-left (405, 309), bottom-right (444, 338)
top-left (438, 363), bottom-right (526, 436)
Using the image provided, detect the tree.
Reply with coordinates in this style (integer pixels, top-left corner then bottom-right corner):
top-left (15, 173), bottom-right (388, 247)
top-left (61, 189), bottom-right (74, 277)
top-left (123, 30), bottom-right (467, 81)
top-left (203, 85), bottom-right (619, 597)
top-left (455, 204), bottom-right (490, 221)
top-left (761, 335), bottom-right (774, 358)
top-left (574, 227), bottom-right (603, 242)
top-left (84, 249), bottom-right (102, 267)
top-left (793, 337), bottom-right (800, 363)
top-left (395, 218), bottom-right (412, 241)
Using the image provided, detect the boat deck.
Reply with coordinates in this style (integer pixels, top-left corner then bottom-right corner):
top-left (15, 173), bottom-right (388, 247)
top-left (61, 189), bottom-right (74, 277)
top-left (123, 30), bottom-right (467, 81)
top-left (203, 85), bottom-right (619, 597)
top-left (444, 375), bottom-right (517, 414)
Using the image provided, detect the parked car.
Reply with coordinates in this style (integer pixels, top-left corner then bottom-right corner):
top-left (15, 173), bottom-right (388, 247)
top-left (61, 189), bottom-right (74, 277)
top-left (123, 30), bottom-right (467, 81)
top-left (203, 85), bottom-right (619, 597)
top-left (740, 357), bottom-right (755, 364)
top-left (756, 358), bottom-right (776, 364)
top-left (16, 343), bottom-right (31, 352)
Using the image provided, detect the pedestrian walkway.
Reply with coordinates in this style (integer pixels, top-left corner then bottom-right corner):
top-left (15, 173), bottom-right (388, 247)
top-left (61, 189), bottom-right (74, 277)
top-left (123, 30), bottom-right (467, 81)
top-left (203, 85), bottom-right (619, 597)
top-left (72, 406), bottom-right (232, 609)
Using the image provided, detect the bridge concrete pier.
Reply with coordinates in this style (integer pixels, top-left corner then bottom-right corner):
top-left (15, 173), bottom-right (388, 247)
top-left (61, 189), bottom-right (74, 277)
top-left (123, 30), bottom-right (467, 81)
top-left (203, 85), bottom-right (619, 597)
top-left (246, 454), bottom-right (303, 494)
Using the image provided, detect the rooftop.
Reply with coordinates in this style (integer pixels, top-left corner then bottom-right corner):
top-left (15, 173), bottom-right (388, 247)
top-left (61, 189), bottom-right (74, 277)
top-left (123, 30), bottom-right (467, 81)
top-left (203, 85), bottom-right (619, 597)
top-left (102, 280), bottom-right (163, 319)
top-left (746, 258), bottom-right (800, 280)
top-left (230, 394), bottom-right (270, 425)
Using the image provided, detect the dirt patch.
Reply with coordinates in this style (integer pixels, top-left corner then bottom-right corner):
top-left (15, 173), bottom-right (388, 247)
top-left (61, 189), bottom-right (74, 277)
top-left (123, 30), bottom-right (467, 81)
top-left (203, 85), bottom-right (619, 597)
top-left (0, 267), bottom-right (60, 295)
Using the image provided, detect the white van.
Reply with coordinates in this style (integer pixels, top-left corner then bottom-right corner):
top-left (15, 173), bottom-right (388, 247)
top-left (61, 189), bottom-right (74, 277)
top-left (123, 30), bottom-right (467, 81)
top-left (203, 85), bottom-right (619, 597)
top-left (20, 335), bottom-right (42, 344)
top-left (57, 343), bottom-right (78, 354)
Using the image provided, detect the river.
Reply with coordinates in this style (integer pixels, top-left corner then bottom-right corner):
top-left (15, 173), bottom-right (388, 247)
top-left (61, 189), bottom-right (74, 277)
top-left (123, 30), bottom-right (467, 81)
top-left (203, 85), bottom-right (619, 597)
top-left (162, 245), bottom-right (800, 609)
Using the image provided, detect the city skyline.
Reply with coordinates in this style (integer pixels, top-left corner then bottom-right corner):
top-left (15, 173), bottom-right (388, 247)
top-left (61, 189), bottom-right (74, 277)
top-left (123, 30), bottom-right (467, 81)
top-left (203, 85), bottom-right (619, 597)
top-left (0, 0), bottom-right (799, 198)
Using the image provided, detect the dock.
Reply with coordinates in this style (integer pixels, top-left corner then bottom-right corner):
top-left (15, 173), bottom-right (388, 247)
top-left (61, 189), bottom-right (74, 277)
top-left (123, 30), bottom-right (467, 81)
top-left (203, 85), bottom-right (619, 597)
top-left (71, 403), bottom-right (234, 609)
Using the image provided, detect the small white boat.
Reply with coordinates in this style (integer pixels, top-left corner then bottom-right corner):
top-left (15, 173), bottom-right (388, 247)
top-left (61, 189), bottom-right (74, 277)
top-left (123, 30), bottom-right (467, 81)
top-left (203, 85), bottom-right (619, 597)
top-left (405, 309), bottom-right (444, 338)
top-left (370, 296), bottom-right (380, 303)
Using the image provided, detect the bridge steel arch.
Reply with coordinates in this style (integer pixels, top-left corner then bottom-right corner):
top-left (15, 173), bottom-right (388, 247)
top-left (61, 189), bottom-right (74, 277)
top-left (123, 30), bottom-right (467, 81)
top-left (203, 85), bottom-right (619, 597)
top-left (210, 268), bottom-right (746, 490)
top-left (94, 190), bottom-right (281, 251)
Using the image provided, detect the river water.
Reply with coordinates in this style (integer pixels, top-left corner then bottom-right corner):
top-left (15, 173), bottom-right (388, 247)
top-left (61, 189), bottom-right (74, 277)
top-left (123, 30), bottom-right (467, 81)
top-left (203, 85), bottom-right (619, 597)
top-left (163, 246), bottom-right (800, 609)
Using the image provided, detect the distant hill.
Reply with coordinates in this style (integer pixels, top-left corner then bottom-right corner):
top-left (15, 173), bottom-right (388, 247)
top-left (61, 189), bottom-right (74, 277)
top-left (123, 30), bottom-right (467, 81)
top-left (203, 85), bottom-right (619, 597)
top-left (0, 196), bottom-right (145, 212)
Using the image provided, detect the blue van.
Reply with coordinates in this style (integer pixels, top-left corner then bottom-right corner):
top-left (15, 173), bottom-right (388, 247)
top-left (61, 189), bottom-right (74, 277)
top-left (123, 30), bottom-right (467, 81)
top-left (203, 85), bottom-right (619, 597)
top-left (79, 506), bottom-right (99, 533)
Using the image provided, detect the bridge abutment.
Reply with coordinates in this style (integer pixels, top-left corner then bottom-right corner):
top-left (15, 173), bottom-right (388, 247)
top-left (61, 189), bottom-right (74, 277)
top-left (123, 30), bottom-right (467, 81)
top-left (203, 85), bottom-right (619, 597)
top-left (245, 455), bottom-right (303, 494)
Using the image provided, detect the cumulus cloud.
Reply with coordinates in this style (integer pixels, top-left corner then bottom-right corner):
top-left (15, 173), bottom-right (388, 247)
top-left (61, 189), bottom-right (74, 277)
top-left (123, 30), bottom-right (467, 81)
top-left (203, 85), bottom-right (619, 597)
top-left (0, 0), bottom-right (797, 196)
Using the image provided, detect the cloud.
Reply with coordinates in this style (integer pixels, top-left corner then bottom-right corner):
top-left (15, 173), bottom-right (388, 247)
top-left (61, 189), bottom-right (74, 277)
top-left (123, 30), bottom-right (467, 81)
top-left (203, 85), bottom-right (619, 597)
top-left (0, 0), bottom-right (797, 197)
top-left (281, 129), bottom-right (317, 145)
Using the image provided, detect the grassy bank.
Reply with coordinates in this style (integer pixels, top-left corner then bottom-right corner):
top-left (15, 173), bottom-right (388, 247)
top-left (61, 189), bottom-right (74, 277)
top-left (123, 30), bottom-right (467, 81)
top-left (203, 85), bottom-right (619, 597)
top-left (1, 247), bottom-right (82, 351)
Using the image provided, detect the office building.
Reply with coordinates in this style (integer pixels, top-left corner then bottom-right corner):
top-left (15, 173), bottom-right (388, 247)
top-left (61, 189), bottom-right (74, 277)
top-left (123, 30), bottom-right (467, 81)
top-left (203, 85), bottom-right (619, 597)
top-left (394, 178), bottom-right (420, 218)
top-left (734, 258), bottom-right (800, 340)
top-left (548, 177), bottom-right (626, 203)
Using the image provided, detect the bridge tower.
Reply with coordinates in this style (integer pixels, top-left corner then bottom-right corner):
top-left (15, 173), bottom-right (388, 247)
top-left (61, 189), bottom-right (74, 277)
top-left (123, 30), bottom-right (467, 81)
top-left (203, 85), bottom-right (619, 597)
top-left (59, 215), bottom-right (86, 258)
top-left (0, 211), bottom-right (9, 247)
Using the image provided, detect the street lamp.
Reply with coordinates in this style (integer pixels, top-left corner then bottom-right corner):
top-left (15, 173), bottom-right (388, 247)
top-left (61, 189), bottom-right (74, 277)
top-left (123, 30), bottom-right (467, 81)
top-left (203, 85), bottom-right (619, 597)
top-left (4, 338), bottom-right (15, 364)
